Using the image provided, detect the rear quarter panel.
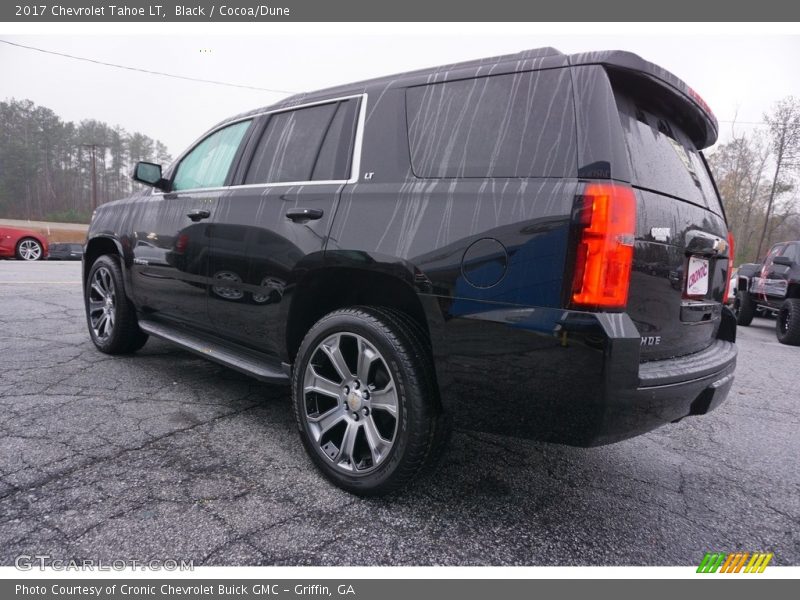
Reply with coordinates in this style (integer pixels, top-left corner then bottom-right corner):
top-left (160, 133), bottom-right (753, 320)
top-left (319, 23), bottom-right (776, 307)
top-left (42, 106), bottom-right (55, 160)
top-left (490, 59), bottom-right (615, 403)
top-left (327, 68), bottom-right (600, 443)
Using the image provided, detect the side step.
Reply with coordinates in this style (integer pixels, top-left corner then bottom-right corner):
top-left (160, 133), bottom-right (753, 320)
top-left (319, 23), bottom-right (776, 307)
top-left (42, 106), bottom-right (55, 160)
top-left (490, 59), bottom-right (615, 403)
top-left (139, 319), bottom-right (289, 384)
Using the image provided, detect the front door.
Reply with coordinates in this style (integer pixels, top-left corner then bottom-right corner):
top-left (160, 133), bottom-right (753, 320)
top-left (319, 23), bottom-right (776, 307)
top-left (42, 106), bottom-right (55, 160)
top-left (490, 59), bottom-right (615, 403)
top-left (129, 119), bottom-right (253, 329)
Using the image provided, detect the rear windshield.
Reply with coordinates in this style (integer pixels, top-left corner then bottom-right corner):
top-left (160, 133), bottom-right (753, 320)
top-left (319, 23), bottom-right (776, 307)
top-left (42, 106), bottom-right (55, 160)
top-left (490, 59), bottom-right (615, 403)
top-left (614, 92), bottom-right (724, 216)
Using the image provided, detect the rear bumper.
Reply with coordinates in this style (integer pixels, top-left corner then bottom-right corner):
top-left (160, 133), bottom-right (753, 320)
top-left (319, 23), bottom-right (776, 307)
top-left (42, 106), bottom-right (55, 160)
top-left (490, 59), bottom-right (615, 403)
top-left (432, 301), bottom-right (737, 447)
top-left (598, 339), bottom-right (736, 445)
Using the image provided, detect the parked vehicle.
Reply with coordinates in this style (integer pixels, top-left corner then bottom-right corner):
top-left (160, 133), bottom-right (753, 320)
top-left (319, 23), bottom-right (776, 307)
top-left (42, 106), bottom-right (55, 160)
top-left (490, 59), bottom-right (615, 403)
top-left (0, 226), bottom-right (48, 261)
top-left (83, 48), bottom-right (737, 495)
top-left (726, 267), bottom-right (738, 305)
top-left (734, 241), bottom-right (800, 345)
top-left (48, 243), bottom-right (84, 261)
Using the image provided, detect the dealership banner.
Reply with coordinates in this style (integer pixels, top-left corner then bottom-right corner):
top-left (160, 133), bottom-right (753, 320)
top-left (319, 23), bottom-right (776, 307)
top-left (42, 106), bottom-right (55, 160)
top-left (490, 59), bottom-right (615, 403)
top-left (4, 579), bottom-right (799, 599)
top-left (2, 0), bottom-right (800, 22)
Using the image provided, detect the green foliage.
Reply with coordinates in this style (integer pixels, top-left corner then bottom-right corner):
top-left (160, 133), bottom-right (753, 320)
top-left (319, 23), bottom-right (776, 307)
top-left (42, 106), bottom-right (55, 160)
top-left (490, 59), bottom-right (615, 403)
top-left (0, 98), bottom-right (172, 221)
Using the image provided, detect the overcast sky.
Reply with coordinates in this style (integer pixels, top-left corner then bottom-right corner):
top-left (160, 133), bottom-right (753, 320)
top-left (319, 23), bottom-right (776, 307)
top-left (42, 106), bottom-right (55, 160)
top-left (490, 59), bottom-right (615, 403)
top-left (1, 33), bottom-right (799, 159)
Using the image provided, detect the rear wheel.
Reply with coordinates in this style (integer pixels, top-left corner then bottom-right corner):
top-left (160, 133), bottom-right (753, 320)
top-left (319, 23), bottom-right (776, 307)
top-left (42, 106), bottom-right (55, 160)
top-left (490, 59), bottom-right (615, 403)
top-left (734, 289), bottom-right (755, 326)
top-left (776, 299), bottom-right (800, 346)
top-left (16, 238), bottom-right (43, 261)
top-left (292, 307), bottom-right (443, 496)
top-left (85, 255), bottom-right (148, 354)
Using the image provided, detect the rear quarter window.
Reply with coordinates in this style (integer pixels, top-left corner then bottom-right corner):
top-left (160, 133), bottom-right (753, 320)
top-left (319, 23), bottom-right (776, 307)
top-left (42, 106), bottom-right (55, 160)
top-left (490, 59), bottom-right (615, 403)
top-left (405, 69), bottom-right (576, 179)
top-left (615, 93), bottom-right (724, 216)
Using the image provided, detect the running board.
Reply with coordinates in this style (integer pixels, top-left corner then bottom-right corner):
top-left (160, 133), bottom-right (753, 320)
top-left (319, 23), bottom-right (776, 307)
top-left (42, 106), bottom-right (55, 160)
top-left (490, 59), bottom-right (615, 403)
top-left (138, 320), bottom-right (289, 384)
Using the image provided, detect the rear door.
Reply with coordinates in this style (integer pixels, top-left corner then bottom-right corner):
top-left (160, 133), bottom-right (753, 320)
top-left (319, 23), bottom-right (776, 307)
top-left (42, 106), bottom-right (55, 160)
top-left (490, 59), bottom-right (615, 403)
top-left (613, 89), bottom-right (730, 361)
top-left (206, 97), bottom-right (362, 357)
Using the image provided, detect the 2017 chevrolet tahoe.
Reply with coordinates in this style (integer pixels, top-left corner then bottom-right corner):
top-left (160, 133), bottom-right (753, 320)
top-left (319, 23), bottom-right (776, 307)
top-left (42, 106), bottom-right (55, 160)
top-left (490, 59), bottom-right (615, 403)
top-left (83, 48), bottom-right (738, 495)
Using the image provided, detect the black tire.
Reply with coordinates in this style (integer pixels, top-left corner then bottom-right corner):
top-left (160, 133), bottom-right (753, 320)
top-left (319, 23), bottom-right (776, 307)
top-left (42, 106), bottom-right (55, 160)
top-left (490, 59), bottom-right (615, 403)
top-left (85, 255), bottom-right (148, 354)
top-left (292, 306), bottom-right (443, 496)
top-left (735, 289), bottom-right (756, 326)
top-left (15, 237), bottom-right (44, 261)
top-left (368, 306), bottom-right (452, 473)
top-left (776, 298), bottom-right (800, 346)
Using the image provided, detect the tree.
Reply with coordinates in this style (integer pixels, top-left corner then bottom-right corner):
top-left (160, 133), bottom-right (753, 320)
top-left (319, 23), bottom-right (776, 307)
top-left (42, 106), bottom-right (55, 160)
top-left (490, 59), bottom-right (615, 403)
top-left (0, 98), bottom-right (172, 222)
top-left (707, 132), bottom-right (770, 263)
top-left (755, 97), bottom-right (800, 260)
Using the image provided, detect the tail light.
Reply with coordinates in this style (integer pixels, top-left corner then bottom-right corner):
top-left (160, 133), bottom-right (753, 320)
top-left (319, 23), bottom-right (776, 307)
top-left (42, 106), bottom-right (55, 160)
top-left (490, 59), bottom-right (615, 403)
top-left (570, 182), bottom-right (637, 310)
top-left (175, 233), bottom-right (189, 253)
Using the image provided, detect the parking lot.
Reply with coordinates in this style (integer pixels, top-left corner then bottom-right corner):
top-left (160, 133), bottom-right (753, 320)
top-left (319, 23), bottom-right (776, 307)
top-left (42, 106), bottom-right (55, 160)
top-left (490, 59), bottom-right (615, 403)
top-left (0, 260), bottom-right (798, 566)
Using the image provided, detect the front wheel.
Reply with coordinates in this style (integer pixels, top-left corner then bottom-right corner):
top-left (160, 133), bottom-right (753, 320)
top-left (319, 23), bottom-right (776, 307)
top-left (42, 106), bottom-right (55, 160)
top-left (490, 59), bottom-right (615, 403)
top-left (734, 290), bottom-right (755, 326)
top-left (85, 255), bottom-right (148, 354)
top-left (776, 299), bottom-right (800, 346)
top-left (292, 307), bottom-right (443, 496)
top-left (16, 238), bottom-right (43, 261)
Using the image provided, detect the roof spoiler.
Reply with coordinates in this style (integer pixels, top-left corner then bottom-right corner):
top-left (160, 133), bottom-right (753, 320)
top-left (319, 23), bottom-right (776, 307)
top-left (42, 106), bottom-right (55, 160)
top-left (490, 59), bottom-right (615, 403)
top-left (568, 50), bottom-right (719, 149)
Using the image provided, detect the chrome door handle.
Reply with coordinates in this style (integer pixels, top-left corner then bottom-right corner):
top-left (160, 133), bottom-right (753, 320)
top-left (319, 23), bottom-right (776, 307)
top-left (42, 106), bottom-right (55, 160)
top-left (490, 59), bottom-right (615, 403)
top-left (286, 208), bottom-right (323, 223)
top-left (187, 209), bottom-right (211, 222)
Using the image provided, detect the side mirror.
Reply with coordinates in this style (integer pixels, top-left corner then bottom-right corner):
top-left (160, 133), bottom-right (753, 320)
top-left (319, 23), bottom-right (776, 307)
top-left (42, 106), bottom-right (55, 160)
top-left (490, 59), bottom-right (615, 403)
top-left (133, 161), bottom-right (168, 190)
top-left (773, 256), bottom-right (792, 267)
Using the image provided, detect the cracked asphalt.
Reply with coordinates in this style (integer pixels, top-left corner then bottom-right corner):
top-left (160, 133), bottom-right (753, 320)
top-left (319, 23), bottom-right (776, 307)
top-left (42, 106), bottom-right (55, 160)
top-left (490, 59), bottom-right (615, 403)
top-left (0, 261), bottom-right (798, 566)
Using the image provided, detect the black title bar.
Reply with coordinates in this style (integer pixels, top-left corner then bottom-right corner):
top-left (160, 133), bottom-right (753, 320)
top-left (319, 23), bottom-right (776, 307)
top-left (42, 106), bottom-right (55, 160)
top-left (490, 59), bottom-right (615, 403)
top-left (2, 0), bottom-right (800, 22)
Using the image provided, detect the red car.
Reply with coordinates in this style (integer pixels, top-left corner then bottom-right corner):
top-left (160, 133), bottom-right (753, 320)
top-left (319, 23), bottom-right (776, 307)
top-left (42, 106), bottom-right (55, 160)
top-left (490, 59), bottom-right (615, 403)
top-left (0, 226), bottom-right (49, 261)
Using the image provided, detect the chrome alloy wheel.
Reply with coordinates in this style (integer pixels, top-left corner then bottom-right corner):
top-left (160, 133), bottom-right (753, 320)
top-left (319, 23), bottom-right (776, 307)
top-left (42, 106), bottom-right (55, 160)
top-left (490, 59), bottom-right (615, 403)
top-left (88, 267), bottom-right (116, 341)
top-left (302, 332), bottom-right (399, 474)
top-left (18, 239), bottom-right (42, 261)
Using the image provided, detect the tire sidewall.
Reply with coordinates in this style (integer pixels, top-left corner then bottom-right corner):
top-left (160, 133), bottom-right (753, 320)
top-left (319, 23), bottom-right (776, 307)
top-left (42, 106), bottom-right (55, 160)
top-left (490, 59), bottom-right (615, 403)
top-left (736, 290), bottom-right (755, 326)
top-left (776, 299), bottom-right (800, 345)
top-left (85, 256), bottom-right (124, 352)
top-left (292, 310), bottom-right (418, 495)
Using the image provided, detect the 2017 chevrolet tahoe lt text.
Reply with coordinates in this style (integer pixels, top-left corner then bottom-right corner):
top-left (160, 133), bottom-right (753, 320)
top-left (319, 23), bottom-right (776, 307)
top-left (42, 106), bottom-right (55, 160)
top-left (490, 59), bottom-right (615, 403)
top-left (83, 48), bottom-right (738, 495)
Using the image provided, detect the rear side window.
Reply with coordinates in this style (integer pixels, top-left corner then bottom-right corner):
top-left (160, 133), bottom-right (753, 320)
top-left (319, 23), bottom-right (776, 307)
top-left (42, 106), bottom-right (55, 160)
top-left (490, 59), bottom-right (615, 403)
top-left (245, 99), bottom-right (359, 185)
top-left (765, 244), bottom-right (783, 263)
top-left (614, 93), bottom-right (724, 215)
top-left (405, 69), bottom-right (576, 178)
top-left (172, 120), bottom-right (251, 191)
top-left (779, 243), bottom-right (799, 263)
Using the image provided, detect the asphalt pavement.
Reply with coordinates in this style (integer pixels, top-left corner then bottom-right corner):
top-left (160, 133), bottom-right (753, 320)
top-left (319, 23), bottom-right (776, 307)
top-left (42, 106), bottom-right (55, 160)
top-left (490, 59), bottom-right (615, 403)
top-left (0, 261), bottom-right (797, 566)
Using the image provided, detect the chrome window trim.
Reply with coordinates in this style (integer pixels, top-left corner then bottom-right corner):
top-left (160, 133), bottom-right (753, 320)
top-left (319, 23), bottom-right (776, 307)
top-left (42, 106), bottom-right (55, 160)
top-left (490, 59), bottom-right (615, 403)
top-left (150, 92), bottom-right (368, 196)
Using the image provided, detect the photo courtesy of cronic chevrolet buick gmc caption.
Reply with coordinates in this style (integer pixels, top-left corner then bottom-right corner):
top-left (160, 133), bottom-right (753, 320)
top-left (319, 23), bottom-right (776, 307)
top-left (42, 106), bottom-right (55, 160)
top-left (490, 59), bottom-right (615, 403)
top-left (82, 48), bottom-right (738, 496)
top-left (15, 585), bottom-right (351, 596)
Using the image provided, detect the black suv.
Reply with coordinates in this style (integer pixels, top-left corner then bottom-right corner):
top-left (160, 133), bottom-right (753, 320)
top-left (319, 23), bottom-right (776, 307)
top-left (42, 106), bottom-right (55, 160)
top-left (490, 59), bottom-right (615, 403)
top-left (84, 48), bottom-right (737, 495)
top-left (734, 241), bottom-right (800, 345)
